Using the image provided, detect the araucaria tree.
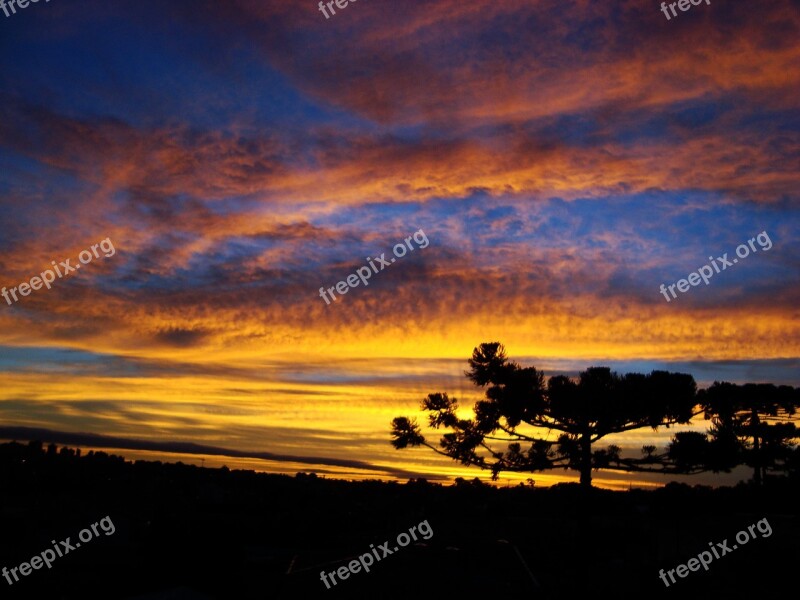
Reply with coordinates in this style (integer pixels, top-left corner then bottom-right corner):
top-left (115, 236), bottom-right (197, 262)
top-left (391, 342), bottom-right (702, 488)
top-left (697, 382), bottom-right (800, 484)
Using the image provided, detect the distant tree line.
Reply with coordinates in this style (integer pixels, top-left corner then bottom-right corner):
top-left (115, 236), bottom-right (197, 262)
top-left (391, 342), bottom-right (800, 488)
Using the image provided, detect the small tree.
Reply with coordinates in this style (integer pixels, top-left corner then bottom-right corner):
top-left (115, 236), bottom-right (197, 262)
top-left (391, 342), bottom-right (701, 488)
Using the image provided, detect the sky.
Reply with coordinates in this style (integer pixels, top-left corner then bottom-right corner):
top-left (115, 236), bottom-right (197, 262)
top-left (0, 0), bottom-right (798, 489)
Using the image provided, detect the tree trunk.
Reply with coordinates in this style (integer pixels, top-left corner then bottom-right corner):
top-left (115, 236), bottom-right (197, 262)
top-left (751, 408), bottom-right (762, 485)
top-left (579, 431), bottom-right (592, 488)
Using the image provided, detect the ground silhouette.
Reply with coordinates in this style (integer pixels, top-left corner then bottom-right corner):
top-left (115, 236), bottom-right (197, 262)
top-left (0, 440), bottom-right (798, 599)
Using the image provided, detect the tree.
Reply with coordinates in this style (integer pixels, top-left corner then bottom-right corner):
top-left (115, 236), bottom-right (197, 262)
top-left (698, 382), bottom-right (800, 484)
top-left (391, 342), bottom-right (701, 488)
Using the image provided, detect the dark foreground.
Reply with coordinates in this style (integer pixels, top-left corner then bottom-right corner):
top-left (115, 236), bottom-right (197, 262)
top-left (0, 441), bottom-right (797, 599)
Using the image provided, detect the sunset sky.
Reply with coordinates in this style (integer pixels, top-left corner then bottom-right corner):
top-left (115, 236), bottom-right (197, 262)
top-left (0, 0), bottom-right (798, 489)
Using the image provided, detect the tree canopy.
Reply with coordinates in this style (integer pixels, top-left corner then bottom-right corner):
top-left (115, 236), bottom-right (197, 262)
top-left (392, 342), bottom-right (800, 487)
top-left (685, 382), bottom-right (800, 483)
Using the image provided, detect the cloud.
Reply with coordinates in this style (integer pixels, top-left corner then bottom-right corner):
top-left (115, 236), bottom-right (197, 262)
top-left (0, 426), bottom-right (423, 479)
top-left (155, 327), bottom-right (212, 348)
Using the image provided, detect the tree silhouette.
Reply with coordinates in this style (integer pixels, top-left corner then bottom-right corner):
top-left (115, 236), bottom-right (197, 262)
top-left (697, 382), bottom-right (800, 484)
top-left (391, 342), bottom-right (701, 488)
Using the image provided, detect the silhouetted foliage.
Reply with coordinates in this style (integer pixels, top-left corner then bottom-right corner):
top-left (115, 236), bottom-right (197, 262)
top-left (392, 342), bottom-right (702, 487)
top-left (690, 382), bottom-right (800, 483)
